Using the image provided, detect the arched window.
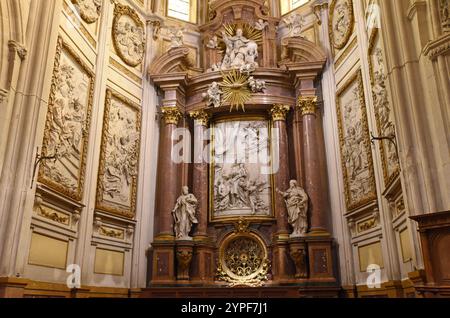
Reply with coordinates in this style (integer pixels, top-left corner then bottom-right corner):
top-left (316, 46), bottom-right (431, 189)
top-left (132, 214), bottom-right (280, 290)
top-left (167, 0), bottom-right (197, 23)
top-left (281, 0), bottom-right (309, 15)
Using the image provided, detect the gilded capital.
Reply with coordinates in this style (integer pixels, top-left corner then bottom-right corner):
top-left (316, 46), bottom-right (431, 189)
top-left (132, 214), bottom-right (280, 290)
top-left (297, 96), bottom-right (318, 116)
top-left (161, 107), bottom-right (183, 125)
top-left (269, 105), bottom-right (291, 121)
top-left (189, 110), bottom-right (210, 126)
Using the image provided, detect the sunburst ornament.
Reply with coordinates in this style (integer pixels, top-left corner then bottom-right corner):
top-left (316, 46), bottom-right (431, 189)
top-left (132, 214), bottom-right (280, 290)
top-left (220, 70), bottom-right (252, 112)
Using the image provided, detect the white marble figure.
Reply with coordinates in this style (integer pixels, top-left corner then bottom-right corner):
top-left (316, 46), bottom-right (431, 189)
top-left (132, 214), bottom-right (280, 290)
top-left (172, 186), bottom-right (198, 240)
top-left (248, 76), bottom-right (266, 93)
top-left (277, 180), bottom-right (309, 237)
top-left (220, 29), bottom-right (259, 72)
top-left (283, 13), bottom-right (305, 38)
top-left (202, 82), bottom-right (222, 108)
top-left (254, 19), bottom-right (269, 31)
top-left (168, 27), bottom-right (184, 49)
top-left (207, 35), bottom-right (219, 49)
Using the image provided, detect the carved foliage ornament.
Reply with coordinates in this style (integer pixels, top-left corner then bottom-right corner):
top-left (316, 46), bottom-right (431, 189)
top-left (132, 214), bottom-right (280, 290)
top-left (96, 89), bottom-right (141, 219)
top-left (329, 0), bottom-right (354, 49)
top-left (112, 3), bottom-right (145, 67)
top-left (71, 0), bottom-right (102, 24)
top-left (39, 37), bottom-right (94, 202)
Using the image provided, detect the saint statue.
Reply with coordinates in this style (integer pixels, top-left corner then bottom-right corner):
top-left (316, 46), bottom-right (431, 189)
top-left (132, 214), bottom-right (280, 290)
top-left (172, 186), bottom-right (198, 240)
top-left (277, 180), bottom-right (309, 237)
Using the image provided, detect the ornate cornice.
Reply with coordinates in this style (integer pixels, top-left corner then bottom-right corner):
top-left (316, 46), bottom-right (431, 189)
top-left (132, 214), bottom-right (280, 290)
top-left (423, 33), bottom-right (450, 60)
top-left (161, 107), bottom-right (183, 125)
top-left (189, 110), bottom-right (210, 126)
top-left (269, 105), bottom-right (291, 122)
top-left (297, 96), bottom-right (318, 116)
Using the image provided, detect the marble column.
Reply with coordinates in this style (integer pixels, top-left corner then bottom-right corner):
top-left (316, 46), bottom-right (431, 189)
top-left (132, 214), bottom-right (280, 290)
top-left (269, 105), bottom-right (291, 237)
top-left (297, 96), bottom-right (329, 235)
top-left (154, 107), bottom-right (183, 239)
top-left (189, 110), bottom-right (210, 239)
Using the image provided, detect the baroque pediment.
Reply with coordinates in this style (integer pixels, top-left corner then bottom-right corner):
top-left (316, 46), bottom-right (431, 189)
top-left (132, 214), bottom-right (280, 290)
top-left (149, 46), bottom-right (198, 79)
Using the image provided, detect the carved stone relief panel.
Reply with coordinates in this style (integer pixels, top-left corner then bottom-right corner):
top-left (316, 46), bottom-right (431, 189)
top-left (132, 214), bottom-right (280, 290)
top-left (112, 3), bottom-right (146, 67)
top-left (38, 37), bottom-right (94, 202)
top-left (96, 89), bottom-right (141, 219)
top-left (71, 0), bottom-right (102, 24)
top-left (336, 70), bottom-right (377, 211)
top-left (369, 30), bottom-right (400, 187)
top-left (211, 119), bottom-right (273, 222)
top-left (329, 0), bottom-right (354, 49)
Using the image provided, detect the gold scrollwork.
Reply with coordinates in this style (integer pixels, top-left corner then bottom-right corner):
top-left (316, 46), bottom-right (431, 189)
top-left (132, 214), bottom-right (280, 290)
top-left (217, 231), bottom-right (270, 287)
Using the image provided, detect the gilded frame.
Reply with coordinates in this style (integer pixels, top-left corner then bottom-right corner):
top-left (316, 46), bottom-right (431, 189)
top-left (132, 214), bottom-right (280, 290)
top-left (209, 114), bottom-right (276, 224)
top-left (95, 88), bottom-right (142, 219)
top-left (38, 36), bottom-right (95, 202)
top-left (329, 0), bottom-right (355, 50)
top-left (336, 70), bottom-right (377, 211)
top-left (368, 29), bottom-right (400, 188)
top-left (112, 3), bottom-right (145, 67)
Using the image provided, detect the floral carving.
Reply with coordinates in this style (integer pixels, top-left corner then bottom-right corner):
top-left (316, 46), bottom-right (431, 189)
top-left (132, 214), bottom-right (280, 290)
top-left (112, 4), bottom-right (145, 67)
top-left (71, 0), bottom-right (102, 24)
top-left (96, 89), bottom-right (141, 219)
top-left (329, 0), bottom-right (354, 49)
top-left (39, 37), bottom-right (94, 201)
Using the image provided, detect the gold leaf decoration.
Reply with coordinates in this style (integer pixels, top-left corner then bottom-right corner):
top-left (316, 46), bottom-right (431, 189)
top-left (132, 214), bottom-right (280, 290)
top-left (220, 69), bottom-right (251, 112)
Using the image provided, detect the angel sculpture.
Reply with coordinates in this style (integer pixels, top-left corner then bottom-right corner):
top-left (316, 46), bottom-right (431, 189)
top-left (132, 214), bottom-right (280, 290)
top-left (254, 19), bottom-right (269, 31)
top-left (202, 82), bottom-right (223, 108)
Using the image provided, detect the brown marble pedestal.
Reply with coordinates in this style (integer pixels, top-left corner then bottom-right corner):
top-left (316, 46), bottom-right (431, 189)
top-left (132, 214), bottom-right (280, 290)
top-left (289, 238), bottom-right (308, 279)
